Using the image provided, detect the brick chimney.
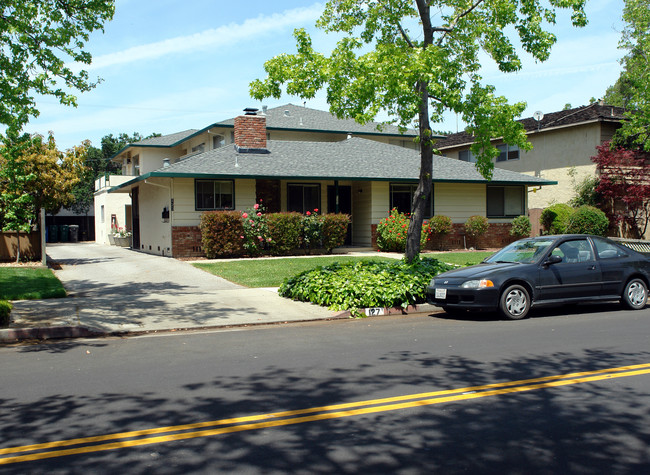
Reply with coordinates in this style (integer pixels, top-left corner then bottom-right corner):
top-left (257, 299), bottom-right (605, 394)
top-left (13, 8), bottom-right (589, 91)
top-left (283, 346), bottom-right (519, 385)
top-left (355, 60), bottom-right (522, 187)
top-left (234, 108), bottom-right (268, 152)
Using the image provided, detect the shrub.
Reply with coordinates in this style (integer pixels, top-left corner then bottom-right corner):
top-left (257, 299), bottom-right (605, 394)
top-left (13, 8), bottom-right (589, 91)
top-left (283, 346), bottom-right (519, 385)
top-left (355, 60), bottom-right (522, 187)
top-left (267, 212), bottom-right (302, 256)
top-left (376, 209), bottom-right (429, 252)
top-left (302, 209), bottom-right (323, 251)
top-left (566, 205), bottom-right (609, 236)
top-left (510, 215), bottom-right (532, 238)
top-left (540, 203), bottom-right (572, 234)
top-left (428, 215), bottom-right (453, 250)
top-left (279, 257), bottom-right (454, 311)
top-left (199, 211), bottom-right (245, 258)
top-left (465, 215), bottom-right (489, 247)
top-left (321, 214), bottom-right (351, 252)
top-left (0, 300), bottom-right (12, 327)
top-left (241, 202), bottom-right (272, 256)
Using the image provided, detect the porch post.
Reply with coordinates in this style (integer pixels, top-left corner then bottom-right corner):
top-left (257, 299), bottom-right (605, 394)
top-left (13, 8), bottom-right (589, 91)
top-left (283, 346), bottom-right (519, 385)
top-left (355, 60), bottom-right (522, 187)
top-left (334, 180), bottom-right (340, 214)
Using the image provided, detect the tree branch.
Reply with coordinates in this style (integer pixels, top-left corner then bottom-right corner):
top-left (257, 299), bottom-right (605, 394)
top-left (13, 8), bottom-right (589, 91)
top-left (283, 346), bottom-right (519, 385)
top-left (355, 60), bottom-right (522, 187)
top-left (436, 0), bottom-right (486, 46)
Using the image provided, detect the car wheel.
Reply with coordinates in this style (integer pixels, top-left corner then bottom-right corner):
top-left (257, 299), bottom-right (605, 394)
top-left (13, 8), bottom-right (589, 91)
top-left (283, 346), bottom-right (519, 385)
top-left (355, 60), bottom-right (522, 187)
top-left (622, 278), bottom-right (648, 310)
top-left (499, 284), bottom-right (530, 320)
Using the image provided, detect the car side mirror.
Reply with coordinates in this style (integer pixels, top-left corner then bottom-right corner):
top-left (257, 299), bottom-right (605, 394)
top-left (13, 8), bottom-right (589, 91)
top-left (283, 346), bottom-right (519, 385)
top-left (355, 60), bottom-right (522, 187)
top-left (544, 255), bottom-right (562, 266)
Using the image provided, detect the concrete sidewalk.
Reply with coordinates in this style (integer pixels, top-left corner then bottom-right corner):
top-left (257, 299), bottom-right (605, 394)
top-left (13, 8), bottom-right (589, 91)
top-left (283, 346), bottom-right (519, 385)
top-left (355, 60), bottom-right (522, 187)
top-left (2, 243), bottom-right (436, 342)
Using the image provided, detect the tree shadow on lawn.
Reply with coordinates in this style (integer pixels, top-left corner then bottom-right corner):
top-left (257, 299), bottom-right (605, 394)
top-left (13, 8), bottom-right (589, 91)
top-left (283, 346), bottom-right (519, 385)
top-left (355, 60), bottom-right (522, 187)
top-left (1, 347), bottom-right (649, 474)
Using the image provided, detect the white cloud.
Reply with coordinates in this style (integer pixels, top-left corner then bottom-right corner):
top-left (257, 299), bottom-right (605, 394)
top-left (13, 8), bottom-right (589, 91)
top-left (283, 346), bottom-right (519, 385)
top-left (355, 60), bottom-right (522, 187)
top-left (87, 4), bottom-right (323, 71)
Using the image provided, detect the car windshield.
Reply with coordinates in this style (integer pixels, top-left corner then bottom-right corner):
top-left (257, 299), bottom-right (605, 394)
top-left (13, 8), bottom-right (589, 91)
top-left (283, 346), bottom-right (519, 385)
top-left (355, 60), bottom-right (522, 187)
top-left (484, 238), bottom-right (556, 264)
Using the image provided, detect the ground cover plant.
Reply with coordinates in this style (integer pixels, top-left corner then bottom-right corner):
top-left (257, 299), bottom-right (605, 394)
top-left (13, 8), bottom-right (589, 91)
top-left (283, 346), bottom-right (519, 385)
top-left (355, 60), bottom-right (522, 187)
top-left (0, 267), bottom-right (67, 300)
top-left (279, 258), bottom-right (455, 312)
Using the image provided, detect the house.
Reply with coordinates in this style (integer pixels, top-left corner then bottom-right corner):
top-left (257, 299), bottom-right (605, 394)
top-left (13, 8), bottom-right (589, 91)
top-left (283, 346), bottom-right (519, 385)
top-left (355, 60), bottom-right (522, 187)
top-left (95, 104), bottom-right (555, 257)
top-left (434, 103), bottom-right (626, 212)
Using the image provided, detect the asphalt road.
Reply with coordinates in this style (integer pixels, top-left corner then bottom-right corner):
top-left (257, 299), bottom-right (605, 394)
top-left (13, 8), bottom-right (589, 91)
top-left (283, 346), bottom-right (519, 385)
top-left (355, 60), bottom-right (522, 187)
top-left (2, 304), bottom-right (650, 474)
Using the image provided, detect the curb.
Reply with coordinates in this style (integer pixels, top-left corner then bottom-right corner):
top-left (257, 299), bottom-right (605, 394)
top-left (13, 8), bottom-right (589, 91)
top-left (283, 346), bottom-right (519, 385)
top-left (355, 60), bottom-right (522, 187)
top-left (331, 303), bottom-right (441, 319)
top-left (0, 326), bottom-right (107, 343)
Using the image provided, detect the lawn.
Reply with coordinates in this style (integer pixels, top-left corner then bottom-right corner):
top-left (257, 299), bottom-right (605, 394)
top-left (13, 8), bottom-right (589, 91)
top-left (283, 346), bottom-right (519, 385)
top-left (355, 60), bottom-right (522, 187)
top-left (193, 251), bottom-right (494, 287)
top-left (0, 267), bottom-right (67, 300)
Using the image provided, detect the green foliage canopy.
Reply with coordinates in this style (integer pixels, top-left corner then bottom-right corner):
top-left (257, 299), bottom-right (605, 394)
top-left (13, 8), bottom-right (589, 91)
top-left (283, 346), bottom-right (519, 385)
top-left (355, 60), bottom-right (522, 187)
top-left (0, 0), bottom-right (115, 129)
top-left (250, 0), bottom-right (588, 261)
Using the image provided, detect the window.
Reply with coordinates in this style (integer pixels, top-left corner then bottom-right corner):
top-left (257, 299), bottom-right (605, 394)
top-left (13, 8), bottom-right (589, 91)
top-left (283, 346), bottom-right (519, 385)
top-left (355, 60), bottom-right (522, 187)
top-left (213, 135), bottom-right (225, 149)
top-left (496, 144), bottom-right (520, 162)
top-left (390, 183), bottom-right (433, 218)
top-left (133, 155), bottom-right (140, 176)
top-left (458, 149), bottom-right (476, 163)
top-left (287, 184), bottom-right (320, 214)
top-left (195, 180), bottom-right (234, 210)
top-left (487, 185), bottom-right (524, 217)
top-left (552, 239), bottom-right (594, 263)
top-left (100, 205), bottom-right (105, 223)
top-left (192, 143), bottom-right (205, 153)
top-left (593, 237), bottom-right (629, 259)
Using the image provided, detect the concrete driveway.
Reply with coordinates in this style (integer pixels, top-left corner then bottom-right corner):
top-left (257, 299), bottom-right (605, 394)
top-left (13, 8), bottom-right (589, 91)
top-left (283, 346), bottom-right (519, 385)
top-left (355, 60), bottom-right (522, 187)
top-left (9, 243), bottom-right (338, 334)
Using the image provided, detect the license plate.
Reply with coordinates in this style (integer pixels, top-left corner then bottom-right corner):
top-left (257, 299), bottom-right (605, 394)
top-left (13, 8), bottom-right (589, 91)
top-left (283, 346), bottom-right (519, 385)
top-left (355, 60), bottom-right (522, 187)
top-left (435, 288), bottom-right (447, 299)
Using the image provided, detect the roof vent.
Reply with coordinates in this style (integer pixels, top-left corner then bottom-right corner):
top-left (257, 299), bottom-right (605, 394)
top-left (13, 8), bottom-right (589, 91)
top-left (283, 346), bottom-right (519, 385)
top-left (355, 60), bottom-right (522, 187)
top-left (284, 110), bottom-right (290, 117)
top-left (243, 107), bottom-right (259, 116)
top-left (262, 105), bottom-right (268, 115)
top-left (163, 158), bottom-right (171, 168)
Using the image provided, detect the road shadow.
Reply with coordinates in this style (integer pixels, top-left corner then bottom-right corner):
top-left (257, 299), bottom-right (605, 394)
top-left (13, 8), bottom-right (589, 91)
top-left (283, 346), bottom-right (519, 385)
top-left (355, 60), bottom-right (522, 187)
top-left (1, 343), bottom-right (650, 474)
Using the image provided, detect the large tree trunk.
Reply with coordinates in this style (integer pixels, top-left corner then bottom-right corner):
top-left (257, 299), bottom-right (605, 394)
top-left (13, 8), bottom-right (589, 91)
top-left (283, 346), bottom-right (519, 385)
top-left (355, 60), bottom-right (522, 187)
top-left (405, 80), bottom-right (434, 263)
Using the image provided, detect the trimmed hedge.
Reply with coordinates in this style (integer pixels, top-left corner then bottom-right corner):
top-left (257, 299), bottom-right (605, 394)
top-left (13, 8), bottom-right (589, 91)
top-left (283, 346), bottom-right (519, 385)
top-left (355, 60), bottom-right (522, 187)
top-left (321, 214), bottom-right (350, 252)
top-left (428, 215), bottom-right (453, 250)
top-left (267, 212), bottom-right (303, 256)
top-left (465, 215), bottom-right (489, 247)
top-left (200, 211), bottom-right (246, 258)
top-left (279, 257), bottom-right (454, 311)
top-left (0, 300), bottom-right (11, 327)
top-left (510, 215), bottom-right (532, 238)
top-left (540, 203), bottom-right (572, 234)
top-left (566, 205), bottom-right (609, 236)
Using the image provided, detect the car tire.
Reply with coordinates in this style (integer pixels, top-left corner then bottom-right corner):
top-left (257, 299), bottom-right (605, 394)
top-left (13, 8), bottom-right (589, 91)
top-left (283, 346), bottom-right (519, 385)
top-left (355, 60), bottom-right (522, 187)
top-left (621, 278), bottom-right (648, 310)
top-left (499, 284), bottom-right (530, 320)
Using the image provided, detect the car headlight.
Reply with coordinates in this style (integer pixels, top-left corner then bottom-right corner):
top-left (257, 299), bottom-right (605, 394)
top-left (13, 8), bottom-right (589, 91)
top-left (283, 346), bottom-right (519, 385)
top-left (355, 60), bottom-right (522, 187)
top-left (461, 279), bottom-right (494, 289)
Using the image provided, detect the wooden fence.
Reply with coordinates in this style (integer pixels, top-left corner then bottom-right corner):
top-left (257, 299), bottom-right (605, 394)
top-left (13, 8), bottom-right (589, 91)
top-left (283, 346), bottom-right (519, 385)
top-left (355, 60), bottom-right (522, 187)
top-left (0, 231), bottom-right (42, 261)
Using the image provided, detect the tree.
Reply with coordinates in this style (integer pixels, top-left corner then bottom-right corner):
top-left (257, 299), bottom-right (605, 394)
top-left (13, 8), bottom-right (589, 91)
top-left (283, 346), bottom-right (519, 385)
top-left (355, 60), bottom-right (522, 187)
top-left (0, 130), bottom-right (83, 230)
top-left (250, 0), bottom-right (587, 261)
top-left (603, 0), bottom-right (650, 151)
top-left (592, 142), bottom-right (650, 238)
top-left (68, 132), bottom-right (158, 214)
top-left (0, 0), bottom-right (115, 129)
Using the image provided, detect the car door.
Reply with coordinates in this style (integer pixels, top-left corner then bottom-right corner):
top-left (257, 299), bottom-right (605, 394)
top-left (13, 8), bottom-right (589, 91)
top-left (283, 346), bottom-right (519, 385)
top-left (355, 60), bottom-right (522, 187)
top-left (537, 237), bottom-right (602, 301)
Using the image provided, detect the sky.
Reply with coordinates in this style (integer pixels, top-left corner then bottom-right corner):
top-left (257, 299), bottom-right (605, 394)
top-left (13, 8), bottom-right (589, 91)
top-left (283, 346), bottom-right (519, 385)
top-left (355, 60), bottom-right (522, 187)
top-left (24, 0), bottom-right (626, 151)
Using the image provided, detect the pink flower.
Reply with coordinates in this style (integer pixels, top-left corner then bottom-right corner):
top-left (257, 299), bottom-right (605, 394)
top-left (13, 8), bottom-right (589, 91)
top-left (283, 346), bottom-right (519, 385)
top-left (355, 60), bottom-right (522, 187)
top-left (254, 204), bottom-right (259, 210)
top-left (242, 212), bottom-right (248, 219)
top-left (267, 238), bottom-right (272, 242)
top-left (240, 235), bottom-right (244, 239)
top-left (257, 236), bottom-right (262, 241)
top-left (306, 211), bottom-right (311, 216)
top-left (314, 208), bottom-right (319, 213)
top-left (257, 212), bottom-right (262, 217)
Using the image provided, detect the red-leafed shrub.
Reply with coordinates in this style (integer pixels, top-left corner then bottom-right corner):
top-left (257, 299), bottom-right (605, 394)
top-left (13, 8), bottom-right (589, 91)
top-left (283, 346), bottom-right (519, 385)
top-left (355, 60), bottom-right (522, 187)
top-left (199, 211), bottom-right (245, 258)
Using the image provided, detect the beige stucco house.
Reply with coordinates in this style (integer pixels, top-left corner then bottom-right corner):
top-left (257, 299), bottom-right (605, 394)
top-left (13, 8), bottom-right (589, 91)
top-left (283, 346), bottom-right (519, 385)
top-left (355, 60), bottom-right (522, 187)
top-left (435, 103), bottom-right (625, 210)
top-left (94, 104), bottom-right (554, 257)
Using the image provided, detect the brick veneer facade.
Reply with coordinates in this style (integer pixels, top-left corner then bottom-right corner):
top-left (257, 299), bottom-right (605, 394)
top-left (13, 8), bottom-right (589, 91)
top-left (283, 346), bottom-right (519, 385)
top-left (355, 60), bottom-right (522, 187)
top-left (371, 222), bottom-right (520, 251)
top-left (172, 226), bottom-right (204, 258)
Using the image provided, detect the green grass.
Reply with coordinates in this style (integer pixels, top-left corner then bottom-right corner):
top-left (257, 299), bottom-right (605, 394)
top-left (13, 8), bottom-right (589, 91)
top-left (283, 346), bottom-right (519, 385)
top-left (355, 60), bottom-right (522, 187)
top-left (428, 251), bottom-right (495, 266)
top-left (193, 251), bottom-right (494, 287)
top-left (194, 256), bottom-right (397, 287)
top-left (0, 267), bottom-right (67, 300)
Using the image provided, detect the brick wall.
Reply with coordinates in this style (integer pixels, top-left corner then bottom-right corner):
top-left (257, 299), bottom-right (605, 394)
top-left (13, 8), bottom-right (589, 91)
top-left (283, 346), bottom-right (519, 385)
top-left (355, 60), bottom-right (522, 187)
top-left (234, 115), bottom-right (266, 149)
top-left (372, 222), bottom-right (518, 251)
top-left (171, 226), bottom-right (204, 258)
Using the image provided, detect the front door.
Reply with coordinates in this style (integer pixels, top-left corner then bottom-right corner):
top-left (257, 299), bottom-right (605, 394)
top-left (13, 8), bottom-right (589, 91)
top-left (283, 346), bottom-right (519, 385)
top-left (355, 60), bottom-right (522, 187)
top-left (538, 237), bottom-right (602, 301)
top-left (327, 185), bottom-right (352, 245)
top-left (131, 187), bottom-right (140, 250)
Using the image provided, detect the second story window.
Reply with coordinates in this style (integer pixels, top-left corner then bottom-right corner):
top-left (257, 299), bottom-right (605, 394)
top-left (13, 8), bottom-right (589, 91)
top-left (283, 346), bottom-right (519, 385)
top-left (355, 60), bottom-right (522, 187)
top-left (213, 135), bottom-right (225, 149)
top-left (192, 143), bottom-right (205, 153)
top-left (458, 149), bottom-right (477, 163)
top-left (496, 144), bottom-right (519, 162)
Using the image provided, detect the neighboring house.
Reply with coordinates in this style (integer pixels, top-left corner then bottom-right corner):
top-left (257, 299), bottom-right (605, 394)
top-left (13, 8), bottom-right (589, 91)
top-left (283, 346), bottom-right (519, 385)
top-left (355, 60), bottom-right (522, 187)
top-left (435, 103), bottom-right (626, 211)
top-left (95, 104), bottom-right (554, 257)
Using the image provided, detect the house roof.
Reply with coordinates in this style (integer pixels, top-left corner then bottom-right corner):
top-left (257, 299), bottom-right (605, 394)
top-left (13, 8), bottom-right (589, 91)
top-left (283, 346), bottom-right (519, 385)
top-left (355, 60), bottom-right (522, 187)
top-left (112, 104), bottom-right (421, 158)
top-left (435, 103), bottom-right (626, 149)
top-left (110, 137), bottom-right (555, 193)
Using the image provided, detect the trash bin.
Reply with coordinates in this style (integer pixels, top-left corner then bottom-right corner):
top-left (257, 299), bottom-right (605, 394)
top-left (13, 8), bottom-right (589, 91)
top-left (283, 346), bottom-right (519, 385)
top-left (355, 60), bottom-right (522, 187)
top-left (59, 225), bottom-right (69, 242)
top-left (48, 224), bottom-right (59, 243)
top-left (69, 225), bottom-right (79, 243)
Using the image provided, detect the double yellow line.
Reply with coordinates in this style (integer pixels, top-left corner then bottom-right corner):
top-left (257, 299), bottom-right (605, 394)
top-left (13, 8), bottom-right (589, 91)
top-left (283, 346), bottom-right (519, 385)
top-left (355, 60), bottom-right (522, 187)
top-left (3, 362), bottom-right (650, 465)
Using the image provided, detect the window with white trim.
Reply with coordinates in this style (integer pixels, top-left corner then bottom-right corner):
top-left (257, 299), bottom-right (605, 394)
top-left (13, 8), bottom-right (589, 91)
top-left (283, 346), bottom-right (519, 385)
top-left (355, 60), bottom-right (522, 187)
top-left (287, 184), bottom-right (320, 214)
top-left (390, 183), bottom-right (433, 218)
top-left (458, 149), bottom-right (476, 163)
top-left (496, 144), bottom-right (520, 162)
